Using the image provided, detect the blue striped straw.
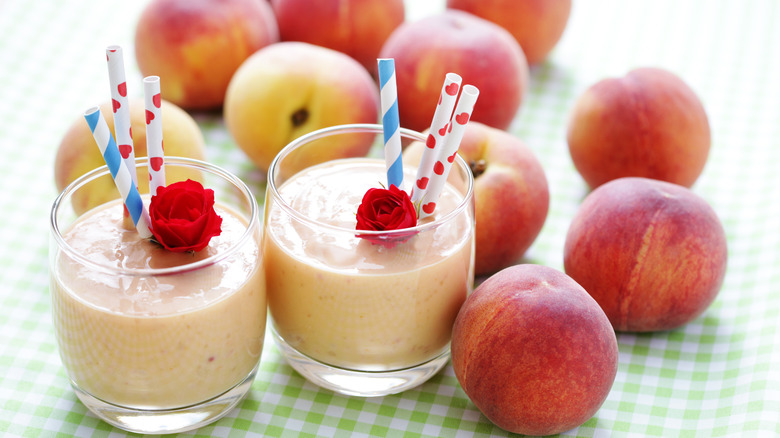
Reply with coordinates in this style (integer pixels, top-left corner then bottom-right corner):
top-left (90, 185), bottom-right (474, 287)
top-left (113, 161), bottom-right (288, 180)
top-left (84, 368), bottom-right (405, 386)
top-left (84, 107), bottom-right (153, 238)
top-left (378, 58), bottom-right (404, 190)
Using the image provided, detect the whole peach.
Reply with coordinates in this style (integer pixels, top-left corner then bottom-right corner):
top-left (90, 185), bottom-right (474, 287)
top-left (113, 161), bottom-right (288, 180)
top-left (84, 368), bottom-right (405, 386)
top-left (404, 122), bottom-right (548, 276)
top-left (447, 0), bottom-right (572, 65)
top-left (452, 264), bottom-right (618, 436)
top-left (224, 42), bottom-right (379, 174)
top-left (135, 0), bottom-right (279, 110)
top-left (271, 0), bottom-right (404, 73)
top-left (564, 177), bottom-right (728, 332)
top-left (567, 67), bottom-right (711, 188)
top-left (379, 10), bottom-right (529, 132)
top-left (55, 99), bottom-right (206, 214)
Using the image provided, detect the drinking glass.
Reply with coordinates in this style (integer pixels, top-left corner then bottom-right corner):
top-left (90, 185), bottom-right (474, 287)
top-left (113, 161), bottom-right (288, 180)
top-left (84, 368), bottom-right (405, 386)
top-left (263, 124), bottom-right (475, 396)
top-left (49, 157), bottom-right (265, 434)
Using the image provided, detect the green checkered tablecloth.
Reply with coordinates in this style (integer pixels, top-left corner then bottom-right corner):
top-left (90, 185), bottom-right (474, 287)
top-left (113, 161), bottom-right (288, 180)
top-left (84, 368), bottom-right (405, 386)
top-left (1, 0), bottom-right (778, 436)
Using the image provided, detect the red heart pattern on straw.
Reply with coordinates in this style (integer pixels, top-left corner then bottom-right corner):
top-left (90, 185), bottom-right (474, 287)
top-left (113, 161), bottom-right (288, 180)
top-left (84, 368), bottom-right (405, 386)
top-left (144, 75), bottom-right (166, 197)
top-left (410, 72), bottom-right (464, 209)
top-left (105, 45), bottom-right (138, 192)
top-left (118, 144), bottom-right (133, 159)
top-left (417, 177), bottom-right (429, 189)
top-left (445, 82), bottom-right (459, 96)
top-left (417, 84), bottom-right (480, 220)
top-left (426, 134), bottom-right (436, 148)
top-left (150, 157), bottom-right (164, 172)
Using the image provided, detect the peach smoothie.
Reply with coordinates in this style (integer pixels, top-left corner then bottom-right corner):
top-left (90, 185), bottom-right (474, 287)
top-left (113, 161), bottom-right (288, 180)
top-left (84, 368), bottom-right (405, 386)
top-left (264, 158), bottom-right (474, 370)
top-left (50, 199), bottom-right (265, 409)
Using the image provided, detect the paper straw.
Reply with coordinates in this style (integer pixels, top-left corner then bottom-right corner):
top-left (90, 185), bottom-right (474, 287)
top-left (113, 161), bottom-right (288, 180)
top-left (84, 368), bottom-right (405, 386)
top-left (410, 72), bottom-right (462, 205)
top-left (84, 107), bottom-right (153, 238)
top-left (143, 76), bottom-right (165, 196)
top-left (418, 84), bottom-right (479, 220)
top-left (106, 45), bottom-right (135, 229)
top-left (377, 58), bottom-right (404, 191)
top-left (105, 45), bottom-right (136, 188)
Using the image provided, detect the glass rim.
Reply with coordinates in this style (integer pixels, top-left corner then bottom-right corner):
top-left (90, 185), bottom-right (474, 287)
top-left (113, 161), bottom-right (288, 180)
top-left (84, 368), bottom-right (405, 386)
top-left (50, 156), bottom-right (260, 277)
top-left (266, 123), bottom-right (475, 236)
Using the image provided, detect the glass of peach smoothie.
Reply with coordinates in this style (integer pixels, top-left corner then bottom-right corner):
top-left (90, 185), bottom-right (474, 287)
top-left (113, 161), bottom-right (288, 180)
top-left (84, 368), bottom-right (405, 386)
top-left (263, 124), bottom-right (475, 397)
top-left (49, 157), bottom-right (265, 434)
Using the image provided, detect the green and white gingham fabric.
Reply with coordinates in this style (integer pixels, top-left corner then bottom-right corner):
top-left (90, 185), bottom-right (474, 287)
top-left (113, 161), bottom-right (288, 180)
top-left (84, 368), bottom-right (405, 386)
top-left (1, 0), bottom-right (778, 436)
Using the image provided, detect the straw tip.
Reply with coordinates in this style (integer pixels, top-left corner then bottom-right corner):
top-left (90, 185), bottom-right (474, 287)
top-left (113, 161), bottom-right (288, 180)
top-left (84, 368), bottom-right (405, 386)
top-left (83, 107), bottom-right (102, 131)
top-left (84, 106), bottom-right (100, 116)
top-left (462, 84), bottom-right (480, 96)
top-left (377, 59), bottom-right (397, 84)
top-left (446, 72), bottom-right (462, 82)
top-left (143, 75), bottom-right (161, 83)
top-left (106, 45), bottom-right (121, 53)
top-left (377, 58), bottom-right (396, 72)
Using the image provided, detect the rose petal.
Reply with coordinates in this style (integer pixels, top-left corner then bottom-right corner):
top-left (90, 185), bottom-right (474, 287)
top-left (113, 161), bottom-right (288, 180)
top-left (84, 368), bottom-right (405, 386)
top-left (148, 179), bottom-right (222, 252)
top-left (355, 185), bottom-right (417, 238)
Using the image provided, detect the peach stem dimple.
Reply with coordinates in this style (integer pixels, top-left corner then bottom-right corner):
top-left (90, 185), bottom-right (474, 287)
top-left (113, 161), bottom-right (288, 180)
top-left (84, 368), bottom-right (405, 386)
top-left (291, 108), bottom-right (309, 127)
top-left (469, 159), bottom-right (487, 178)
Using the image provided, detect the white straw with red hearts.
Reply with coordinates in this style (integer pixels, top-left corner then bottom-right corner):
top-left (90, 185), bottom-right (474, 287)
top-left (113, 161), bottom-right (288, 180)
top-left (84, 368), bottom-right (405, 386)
top-left (106, 45), bottom-right (137, 228)
top-left (106, 46), bottom-right (136, 188)
top-left (417, 84), bottom-right (479, 220)
top-left (411, 72), bottom-right (462, 206)
top-left (144, 76), bottom-right (165, 196)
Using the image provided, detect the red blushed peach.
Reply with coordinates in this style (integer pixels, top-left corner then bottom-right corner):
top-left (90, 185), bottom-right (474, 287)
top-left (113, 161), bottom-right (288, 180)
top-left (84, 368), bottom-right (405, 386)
top-left (563, 177), bottom-right (728, 332)
top-left (379, 10), bottom-right (529, 132)
top-left (271, 0), bottom-right (405, 73)
top-left (135, 0), bottom-right (279, 110)
top-left (402, 122), bottom-right (549, 276)
top-left (452, 264), bottom-right (618, 436)
top-left (447, 0), bottom-right (572, 65)
top-left (567, 67), bottom-right (711, 188)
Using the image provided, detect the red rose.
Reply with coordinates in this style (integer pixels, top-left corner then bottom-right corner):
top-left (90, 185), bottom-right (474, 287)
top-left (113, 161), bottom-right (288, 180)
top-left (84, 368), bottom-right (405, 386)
top-left (355, 184), bottom-right (417, 248)
top-left (148, 179), bottom-right (223, 252)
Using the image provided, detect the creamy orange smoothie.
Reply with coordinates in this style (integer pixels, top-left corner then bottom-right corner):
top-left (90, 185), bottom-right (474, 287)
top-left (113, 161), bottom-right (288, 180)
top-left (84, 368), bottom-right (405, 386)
top-left (51, 199), bottom-right (265, 409)
top-left (264, 158), bottom-right (473, 370)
